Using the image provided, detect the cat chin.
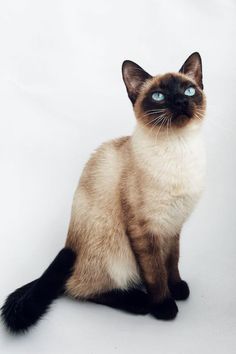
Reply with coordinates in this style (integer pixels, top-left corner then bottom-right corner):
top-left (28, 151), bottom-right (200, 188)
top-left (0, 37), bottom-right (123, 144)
top-left (138, 114), bottom-right (203, 134)
top-left (169, 114), bottom-right (201, 129)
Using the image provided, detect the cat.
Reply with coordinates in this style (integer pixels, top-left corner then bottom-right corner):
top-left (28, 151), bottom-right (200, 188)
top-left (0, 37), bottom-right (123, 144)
top-left (1, 52), bottom-right (206, 333)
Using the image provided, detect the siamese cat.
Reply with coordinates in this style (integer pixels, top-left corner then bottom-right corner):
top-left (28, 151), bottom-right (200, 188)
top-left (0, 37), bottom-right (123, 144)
top-left (1, 52), bottom-right (206, 333)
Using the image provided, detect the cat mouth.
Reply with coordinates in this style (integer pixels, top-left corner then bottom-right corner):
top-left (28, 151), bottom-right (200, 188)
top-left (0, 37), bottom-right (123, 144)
top-left (141, 108), bottom-right (196, 129)
top-left (172, 113), bottom-right (192, 120)
top-left (170, 113), bottom-right (193, 126)
top-left (149, 112), bottom-right (194, 129)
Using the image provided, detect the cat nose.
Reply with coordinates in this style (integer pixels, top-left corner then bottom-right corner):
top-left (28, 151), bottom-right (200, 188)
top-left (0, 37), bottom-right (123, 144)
top-left (172, 95), bottom-right (188, 114)
top-left (173, 95), bottom-right (188, 107)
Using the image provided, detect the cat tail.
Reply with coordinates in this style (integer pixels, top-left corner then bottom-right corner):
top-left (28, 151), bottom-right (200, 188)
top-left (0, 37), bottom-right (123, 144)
top-left (1, 247), bottom-right (76, 334)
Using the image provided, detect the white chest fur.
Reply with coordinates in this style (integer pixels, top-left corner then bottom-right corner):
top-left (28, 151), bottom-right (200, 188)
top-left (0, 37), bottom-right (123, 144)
top-left (132, 123), bottom-right (206, 236)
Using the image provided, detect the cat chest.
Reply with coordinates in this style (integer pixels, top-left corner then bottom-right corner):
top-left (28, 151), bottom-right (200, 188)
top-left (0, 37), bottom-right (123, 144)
top-left (160, 156), bottom-right (204, 196)
top-left (147, 145), bottom-right (204, 187)
top-left (139, 144), bottom-right (206, 233)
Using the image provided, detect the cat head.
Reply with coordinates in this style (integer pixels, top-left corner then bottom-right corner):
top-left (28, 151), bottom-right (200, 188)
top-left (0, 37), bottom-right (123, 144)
top-left (122, 53), bottom-right (206, 130)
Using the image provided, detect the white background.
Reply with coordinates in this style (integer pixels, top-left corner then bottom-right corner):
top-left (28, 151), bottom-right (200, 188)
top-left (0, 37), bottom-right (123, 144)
top-left (0, 1), bottom-right (235, 353)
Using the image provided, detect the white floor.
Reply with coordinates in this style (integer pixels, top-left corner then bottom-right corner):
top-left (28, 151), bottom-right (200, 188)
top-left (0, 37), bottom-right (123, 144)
top-left (0, 1), bottom-right (236, 353)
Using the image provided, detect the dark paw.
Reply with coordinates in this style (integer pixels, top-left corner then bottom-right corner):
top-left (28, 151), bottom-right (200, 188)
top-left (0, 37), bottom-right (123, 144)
top-left (125, 289), bottom-right (150, 315)
top-left (150, 297), bottom-right (178, 320)
top-left (169, 280), bottom-right (190, 300)
top-left (91, 288), bottom-right (150, 315)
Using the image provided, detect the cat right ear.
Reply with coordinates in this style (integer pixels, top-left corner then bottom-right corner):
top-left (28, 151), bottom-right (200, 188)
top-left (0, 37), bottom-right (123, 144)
top-left (179, 52), bottom-right (203, 89)
top-left (122, 60), bottom-right (152, 104)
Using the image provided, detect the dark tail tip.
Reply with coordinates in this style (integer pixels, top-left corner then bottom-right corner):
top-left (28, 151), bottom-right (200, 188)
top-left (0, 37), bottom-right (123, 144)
top-left (1, 247), bottom-right (76, 334)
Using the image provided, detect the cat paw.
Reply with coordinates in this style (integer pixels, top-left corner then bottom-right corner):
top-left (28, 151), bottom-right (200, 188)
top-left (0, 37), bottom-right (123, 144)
top-left (169, 280), bottom-right (190, 300)
top-left (150, 297), bottom-right (178, 320)
top-left (126, 289), bottom-right (150, 315)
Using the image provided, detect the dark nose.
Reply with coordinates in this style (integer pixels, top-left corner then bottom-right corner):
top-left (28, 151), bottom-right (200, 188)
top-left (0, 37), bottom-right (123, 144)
top-left (172, 94), bottom-right (188, 113)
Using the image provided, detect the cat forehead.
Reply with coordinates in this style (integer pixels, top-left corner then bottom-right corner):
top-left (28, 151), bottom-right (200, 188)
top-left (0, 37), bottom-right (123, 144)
top-left (143, 72), bottom-right (195, 93)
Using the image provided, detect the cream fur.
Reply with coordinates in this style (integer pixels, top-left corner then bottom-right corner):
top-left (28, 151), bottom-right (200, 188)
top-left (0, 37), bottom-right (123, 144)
top-left (131, 121), bottom-right (206, 237)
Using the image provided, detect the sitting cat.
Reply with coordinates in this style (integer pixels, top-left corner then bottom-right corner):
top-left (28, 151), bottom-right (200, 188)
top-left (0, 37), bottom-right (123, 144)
top-left (1, 52), bottom-right (206, 333)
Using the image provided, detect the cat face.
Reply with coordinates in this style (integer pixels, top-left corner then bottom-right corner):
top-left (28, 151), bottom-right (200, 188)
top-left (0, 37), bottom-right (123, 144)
top-left (122, 53), bottom-right (206, 129)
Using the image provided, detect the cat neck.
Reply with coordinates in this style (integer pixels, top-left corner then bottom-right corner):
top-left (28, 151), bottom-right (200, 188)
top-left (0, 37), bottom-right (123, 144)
top-left (131, 121), bottom-right (204, 169)
top-left (132, 121), bottom-right (203, 149)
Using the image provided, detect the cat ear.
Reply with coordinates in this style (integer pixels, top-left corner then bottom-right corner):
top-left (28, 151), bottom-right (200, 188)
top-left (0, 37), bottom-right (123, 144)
top-left (122, 60), bottom-right (152, 104)
top-left (179, 52), bottom-right (203, 89)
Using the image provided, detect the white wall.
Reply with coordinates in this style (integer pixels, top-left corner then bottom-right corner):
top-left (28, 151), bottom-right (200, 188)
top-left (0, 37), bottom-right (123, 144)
top-left (0, 1), bottom-right (235, 353)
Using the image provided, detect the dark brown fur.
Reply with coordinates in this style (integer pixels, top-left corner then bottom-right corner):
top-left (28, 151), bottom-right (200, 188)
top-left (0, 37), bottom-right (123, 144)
top-left (136, 72), bottom-right (204, 128)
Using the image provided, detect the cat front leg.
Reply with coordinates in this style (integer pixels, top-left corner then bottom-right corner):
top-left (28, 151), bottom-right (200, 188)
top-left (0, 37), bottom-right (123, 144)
top-left (127, 226), bottom-right (178, 320)
top-left (167, 234), bottom-right (190, 300)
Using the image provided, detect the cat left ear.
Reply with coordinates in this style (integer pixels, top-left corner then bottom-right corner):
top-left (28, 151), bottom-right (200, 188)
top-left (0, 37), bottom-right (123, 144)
top-left (122, 60), bottom-right (152, 104)
top-left (179, 52), bottom-right (203, 89)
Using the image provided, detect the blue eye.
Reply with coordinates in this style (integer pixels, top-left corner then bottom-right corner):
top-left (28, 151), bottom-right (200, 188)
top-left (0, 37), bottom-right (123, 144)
top-left (152, 92), bottom-right (165, 102)
top-left (184, 87), bottom-right (195, 96)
